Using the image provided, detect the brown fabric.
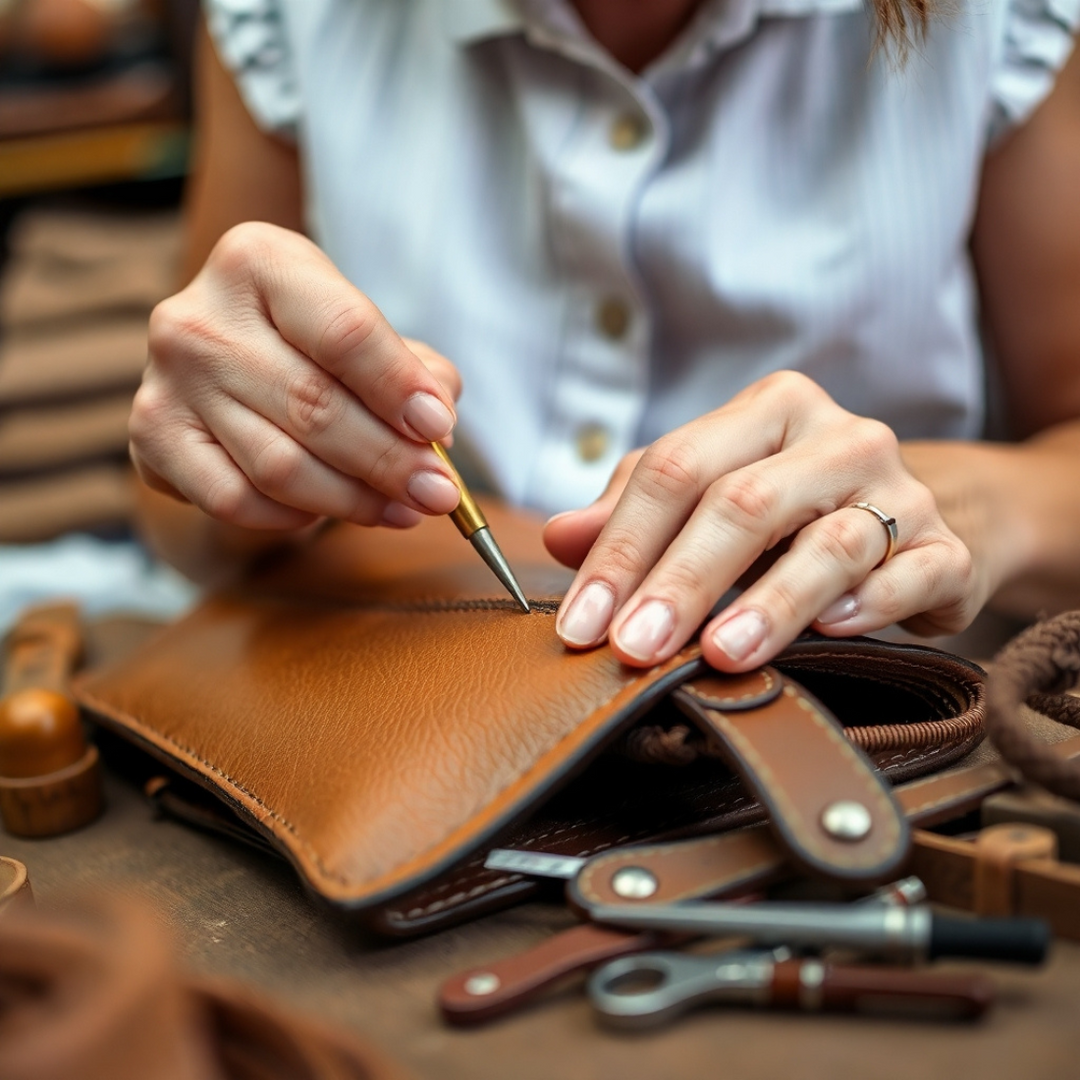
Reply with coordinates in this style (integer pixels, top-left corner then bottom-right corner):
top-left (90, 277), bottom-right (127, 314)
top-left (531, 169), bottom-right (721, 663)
top-left (985, 610), bottom-right (1080, 799)
top-left (0, 392), bottom-right (133, 473)
top-left (0, 319), bottom-right (149, 408)
top-left (0, 461), bottom-right (133, 542)
top-left (0, 206), bottom-right (179, 539)
top-left (76, 505), bottom-right (986, 934)
top-left (0, 208), bottom-right (180, 329)
top-left (0, 895), bottom-right (408, 1080)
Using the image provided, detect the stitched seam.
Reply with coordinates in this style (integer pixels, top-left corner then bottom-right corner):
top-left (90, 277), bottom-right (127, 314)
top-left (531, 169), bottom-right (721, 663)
top-left (81, 646), bottom-right (702, 894)
top-left (683, 669), bottom-right (777, 708)
top-left (390, 788), bottom-right (757, 919)
top-left (712, 684), bottom-right (900, 868)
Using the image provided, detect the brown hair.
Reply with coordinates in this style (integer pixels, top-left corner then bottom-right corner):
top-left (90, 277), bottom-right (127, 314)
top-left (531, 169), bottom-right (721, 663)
top-left (872, 0), bottom-right (933, 53)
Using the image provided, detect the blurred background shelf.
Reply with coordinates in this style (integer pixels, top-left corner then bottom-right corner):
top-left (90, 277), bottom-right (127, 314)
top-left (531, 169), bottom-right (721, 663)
top-left (0, 118), bottom-right (188, 197)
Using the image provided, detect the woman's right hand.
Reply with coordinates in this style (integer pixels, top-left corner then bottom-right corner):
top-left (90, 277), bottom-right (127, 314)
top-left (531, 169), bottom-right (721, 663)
top-left (130, 222), bottom-right (463, 533)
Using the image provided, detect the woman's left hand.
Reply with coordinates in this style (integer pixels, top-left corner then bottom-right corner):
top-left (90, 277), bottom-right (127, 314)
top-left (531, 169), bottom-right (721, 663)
top-left (543, 371), bottom-right (983, 671)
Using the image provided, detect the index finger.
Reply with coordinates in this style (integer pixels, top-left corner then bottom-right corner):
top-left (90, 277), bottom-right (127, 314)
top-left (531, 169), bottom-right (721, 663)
top-left (211, 225), bottom-right (458, 443)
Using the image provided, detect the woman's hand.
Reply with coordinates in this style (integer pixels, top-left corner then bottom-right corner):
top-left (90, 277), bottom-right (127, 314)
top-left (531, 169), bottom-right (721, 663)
top-left (130, 223), bottom-right (463, 533)
top-left (544, 371), bottom-right (983, 671)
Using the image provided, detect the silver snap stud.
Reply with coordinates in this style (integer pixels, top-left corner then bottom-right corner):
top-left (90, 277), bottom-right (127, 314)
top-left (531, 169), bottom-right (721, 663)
top-left (821, 800), bottom-right (872, 841)
top-left (610, 866), bottom-right (659, 900)
top-left (463, 972), bottom-right (501, 996)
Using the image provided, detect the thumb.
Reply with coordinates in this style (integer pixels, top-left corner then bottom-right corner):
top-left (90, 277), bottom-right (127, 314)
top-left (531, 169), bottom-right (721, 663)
top-left (542, 450), bottom-right (643, 569)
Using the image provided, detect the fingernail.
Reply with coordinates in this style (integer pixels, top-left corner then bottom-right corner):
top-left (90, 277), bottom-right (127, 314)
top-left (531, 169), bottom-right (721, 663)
top-left (544, 510), bottom-right (577, 528)
top-left (403, 393), bottom-right (455, 441)
top-left (557, 582), bottom-right (615, 648)
top-left (711, 609), bottom-right (768, 662)
top-left (407, 470), bottom-right (460, 514)
top-left (817, 593), bottom-right (860, 626)
top-left (380, 502), bottom-right (423, 528)
top-left (616, 600), bottom-right (676, 662)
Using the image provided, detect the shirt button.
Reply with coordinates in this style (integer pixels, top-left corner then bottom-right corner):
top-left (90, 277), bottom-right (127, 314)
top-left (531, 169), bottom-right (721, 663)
top-left (609, 113), bottom-right (648, 151)
top-left (596, 297), bottom-right (631, 340)
top-left (575, 424), bottom-right (611, 463)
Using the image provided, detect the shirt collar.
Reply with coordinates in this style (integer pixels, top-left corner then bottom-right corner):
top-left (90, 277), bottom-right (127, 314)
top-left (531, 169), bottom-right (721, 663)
top-left (442, 0), bottom-right (866, 55)
top-left (441, 0), bottom-right (524, 43)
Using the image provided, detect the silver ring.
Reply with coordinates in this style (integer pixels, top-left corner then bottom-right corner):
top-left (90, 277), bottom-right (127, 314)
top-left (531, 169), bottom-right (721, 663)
top-left (849, 502), bottom-right (898, 567)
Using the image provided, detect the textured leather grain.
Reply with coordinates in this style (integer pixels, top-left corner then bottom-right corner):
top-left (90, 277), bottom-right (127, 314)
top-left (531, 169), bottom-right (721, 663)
top-left (75, 503), bottom-right (986, 933)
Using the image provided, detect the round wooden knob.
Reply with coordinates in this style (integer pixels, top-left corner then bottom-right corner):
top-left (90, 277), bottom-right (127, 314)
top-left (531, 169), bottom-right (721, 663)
top-left (0, 688), bottom-right (86, 779)
top-left (0, 690), bottom-right (102, 838)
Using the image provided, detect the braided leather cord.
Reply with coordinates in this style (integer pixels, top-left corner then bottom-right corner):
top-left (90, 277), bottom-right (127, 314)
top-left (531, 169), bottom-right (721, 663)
top-left (986, 611), bottom-right (1080, 800)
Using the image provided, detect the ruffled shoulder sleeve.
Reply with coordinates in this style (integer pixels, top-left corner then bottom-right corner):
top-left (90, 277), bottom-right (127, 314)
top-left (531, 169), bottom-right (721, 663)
top-left (989, 0), bottom-right (1079, 142)
top-left (204, 0), bottom-right (300, 140)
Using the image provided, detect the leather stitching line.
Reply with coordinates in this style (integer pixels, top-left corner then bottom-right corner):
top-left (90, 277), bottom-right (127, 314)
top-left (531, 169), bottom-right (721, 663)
top-left (682, 669), bottom-right (777, 708)
top-left (388, 788), bottom-right (760, 920)
top-left (81, 647), bottom-right (704, 895)
top-left (710, 683), bottom-right (901, 869)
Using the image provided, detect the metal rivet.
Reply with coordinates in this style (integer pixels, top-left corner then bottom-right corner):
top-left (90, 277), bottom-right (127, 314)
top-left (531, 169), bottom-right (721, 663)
top-left (821, 800), bottom-right (872, 841)
top-left (463, 972), bottom-right (501, 996)
top-left (610, 866), bottom-right (659, 900)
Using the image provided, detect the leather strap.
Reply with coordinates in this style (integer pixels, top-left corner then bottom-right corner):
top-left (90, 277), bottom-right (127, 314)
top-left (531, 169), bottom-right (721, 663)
top-left (438, 747), bottom-right (1080, 1025)
top-left (438, 924), bottom-right (681, 1026)
top-left (675, 669), bottom-right (908, 883)
top-left (569, 734), bottom-right (1080, 912)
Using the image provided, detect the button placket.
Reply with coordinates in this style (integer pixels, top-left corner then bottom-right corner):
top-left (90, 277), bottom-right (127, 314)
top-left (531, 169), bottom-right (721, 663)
top-left (527, 73), bottom-right (669, 511)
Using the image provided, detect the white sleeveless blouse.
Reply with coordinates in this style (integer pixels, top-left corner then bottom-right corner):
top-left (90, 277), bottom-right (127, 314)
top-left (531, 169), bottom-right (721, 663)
top-left (205, 0), bottom-right (1078, 515)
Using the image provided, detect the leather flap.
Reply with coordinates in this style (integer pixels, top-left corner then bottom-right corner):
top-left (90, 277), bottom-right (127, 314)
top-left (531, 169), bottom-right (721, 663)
top-left (75, 505), bottom-right (709, 911)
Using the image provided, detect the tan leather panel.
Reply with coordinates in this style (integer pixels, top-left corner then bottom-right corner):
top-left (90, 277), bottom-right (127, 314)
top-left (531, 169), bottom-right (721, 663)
top-left (74, 504), bottom-right (997, 928)
top-left (77, 508), bottom-right (705, 909)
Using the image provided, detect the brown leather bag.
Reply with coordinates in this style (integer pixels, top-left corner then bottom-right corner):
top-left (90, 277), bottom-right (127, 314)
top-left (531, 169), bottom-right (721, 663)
top-left (74, 503), bottom-right (985, 936)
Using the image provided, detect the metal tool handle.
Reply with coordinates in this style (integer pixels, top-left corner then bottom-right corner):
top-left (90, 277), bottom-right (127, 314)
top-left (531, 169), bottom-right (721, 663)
top-left (588, 951), bottom-right (995, 1028)
top-left (588, 951), bottom-right (774, 1028)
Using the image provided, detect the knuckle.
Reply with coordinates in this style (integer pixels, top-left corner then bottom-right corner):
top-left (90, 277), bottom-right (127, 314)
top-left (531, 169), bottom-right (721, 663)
top-left (635, 439), bottom-right (703, 499)
top-left (201, 473), bottom-right (252, 524)
top-left (248, 435), bottom-right (306, 496)
top-left (756, 578), bottom-right (804, 627)
top-left (315, 299), bottom-right (381, 374)
top-left (364, 439), bottom-right (406, 492)
top-left (811, 515), bottom-right (873, 567)
top-left (849, 417), bottom-right (899, 461)
top-left (209, 221), bottom-right (279, 278)
top-left (755, 369), bottom-right (823, 407)
top-left (590, 528), bottom-right (648, 582)
top-left (147, 293), bottom-right (228, 373)
top-left (871, 571), bottom-right (907, 623)
top-left (706, 471), bottom-right (774, 530)
top-left (128, 381), bottom-right (168, 444)
top-left (285, 369), bottom-right (345, 438)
